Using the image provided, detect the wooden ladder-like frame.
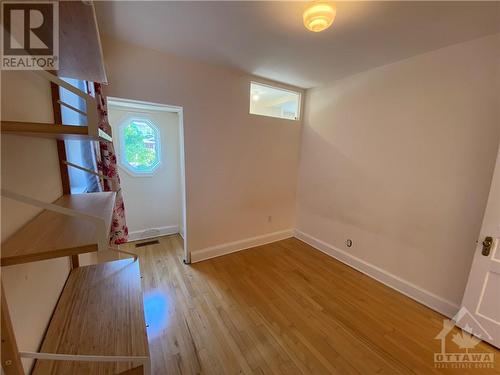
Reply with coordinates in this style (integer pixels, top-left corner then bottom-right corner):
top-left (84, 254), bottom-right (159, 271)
top-left (1, 71), bottom-right (149, 375)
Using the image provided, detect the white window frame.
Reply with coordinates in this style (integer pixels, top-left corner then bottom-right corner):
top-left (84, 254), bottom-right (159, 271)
top-left (118, 115), bottom-right (162, 177)
top-left (249, 81), bottom-right (302, 121)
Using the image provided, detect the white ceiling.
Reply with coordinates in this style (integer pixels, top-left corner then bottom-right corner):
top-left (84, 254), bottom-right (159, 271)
top-left (95, 1), bottom-right (500, 88)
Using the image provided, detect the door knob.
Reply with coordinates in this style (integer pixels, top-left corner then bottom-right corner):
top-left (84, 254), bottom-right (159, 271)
top-left (482, 236), bottom-right (493, 256)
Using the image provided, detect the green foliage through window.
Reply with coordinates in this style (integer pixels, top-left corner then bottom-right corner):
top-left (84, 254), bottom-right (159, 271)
top-left (121, 120), bottom-right (160, 174)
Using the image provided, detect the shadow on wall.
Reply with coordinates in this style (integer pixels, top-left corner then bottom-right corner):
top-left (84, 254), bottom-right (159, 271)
top-left (296, 68), bottom-right (496, 304)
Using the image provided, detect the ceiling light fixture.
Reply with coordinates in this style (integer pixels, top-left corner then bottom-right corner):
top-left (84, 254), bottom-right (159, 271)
top-left (303, 1), bottom-right (336, 33)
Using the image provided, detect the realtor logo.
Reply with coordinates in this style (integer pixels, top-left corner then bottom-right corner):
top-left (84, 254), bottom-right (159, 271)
top-left (1, 1), bottom-right (59, 70)
top-left (434, 307), bottom-right (495, 369)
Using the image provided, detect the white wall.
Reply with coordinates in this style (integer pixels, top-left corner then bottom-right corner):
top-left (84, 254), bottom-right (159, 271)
top-left (100, 36), bottom-right (304, 257)
top-left (107, 105), bottom-right (182, 241)
top-left (296, 34), bottom-right (500, 313)
top-left (4, 33), bottom-right (494, 373)
top-left (1, 71), bottom-right (69, 372)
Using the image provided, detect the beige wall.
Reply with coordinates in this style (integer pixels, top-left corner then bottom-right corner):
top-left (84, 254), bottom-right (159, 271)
top-left (2, 31), bottom-right (496, 371)
top-left (297, 34), bottom-right (500, 306)
top-left (107, 105), bottom-right (182, 240)
top-left (101, 36), bottom-right (304, 255)
top-left (1, 71), bottom-right (69, 372)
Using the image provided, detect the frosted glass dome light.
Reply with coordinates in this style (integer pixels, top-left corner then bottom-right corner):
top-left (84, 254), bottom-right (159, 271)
top-left (303, 1), bottom-right (336, 33)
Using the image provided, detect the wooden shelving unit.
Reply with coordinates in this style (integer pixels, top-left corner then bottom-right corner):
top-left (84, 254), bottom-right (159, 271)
top-left (30, 259), bottom-right (149, 375)
top-left (1, 192), bottom-right (116, 267)
top-left (0, 121), bottom-right (112, 142)
top-left (1, 188), bottom-right (151, 374)
top-left (1, 69), bottom-right (112, 143)
top-left (0, 2), bottom-right (150, 373)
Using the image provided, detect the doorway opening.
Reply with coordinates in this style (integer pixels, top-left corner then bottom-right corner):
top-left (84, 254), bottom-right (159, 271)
top-left (107, 97), bottom-right (189, 263)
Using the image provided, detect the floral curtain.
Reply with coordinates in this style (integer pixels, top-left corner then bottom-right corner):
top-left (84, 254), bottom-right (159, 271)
top-left (94, 83), bottom-right (129, 244)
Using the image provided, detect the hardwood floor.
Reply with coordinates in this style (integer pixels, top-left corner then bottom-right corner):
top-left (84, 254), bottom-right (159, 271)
top-left (123, 235), bottom-right (499, 375)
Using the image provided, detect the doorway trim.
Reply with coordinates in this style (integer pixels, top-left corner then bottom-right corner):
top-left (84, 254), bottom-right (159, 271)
top-left (107, 96), bottom-right (190, 263)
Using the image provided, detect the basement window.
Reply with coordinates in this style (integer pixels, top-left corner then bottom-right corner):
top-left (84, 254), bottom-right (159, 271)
top-left (249, 82), bottom-right (301, 120)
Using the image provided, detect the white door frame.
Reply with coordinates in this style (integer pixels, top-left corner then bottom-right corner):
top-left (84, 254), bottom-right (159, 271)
top-left (107, 97), bottom-right (190, 263)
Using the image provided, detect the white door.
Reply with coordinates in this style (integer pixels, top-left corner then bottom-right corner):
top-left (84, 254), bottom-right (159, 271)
top-left (461, 145), bottom-right (500, 348)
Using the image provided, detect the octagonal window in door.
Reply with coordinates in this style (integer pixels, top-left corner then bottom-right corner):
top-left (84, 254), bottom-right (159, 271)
top-left (119, 118), bottom-right (161, 176)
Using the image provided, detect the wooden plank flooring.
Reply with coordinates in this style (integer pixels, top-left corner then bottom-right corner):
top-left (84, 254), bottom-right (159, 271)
top-left (124, 235), bottom-right (499, 375)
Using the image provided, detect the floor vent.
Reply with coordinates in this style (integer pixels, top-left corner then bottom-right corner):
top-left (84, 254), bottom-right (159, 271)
top-left (135, 239), bottom-right (160, 248)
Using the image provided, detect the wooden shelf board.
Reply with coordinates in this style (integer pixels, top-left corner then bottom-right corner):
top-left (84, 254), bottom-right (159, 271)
top-left (1, 192), bottom-right (116, 267)
top-left (59, 1), bottom-right (108, 83)
top-left (1, 121), bottom-right (112, 142)
top-left (32, 259), bottom-right (149, 375)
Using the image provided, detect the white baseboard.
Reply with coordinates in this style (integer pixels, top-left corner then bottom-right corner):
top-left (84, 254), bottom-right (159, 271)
top-left (295, 230), bottom-right (459, 318)
top-left (128, 225), bottom-right (179, 242)
top-left (191, 229), bottom-right (295, 263)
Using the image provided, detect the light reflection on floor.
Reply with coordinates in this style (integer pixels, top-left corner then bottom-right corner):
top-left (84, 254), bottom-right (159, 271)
top-left (143, 290), bottom-right (170, 339)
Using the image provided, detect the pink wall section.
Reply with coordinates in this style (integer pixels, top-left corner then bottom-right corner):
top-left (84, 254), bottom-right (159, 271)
top-left (101, 36), bottom-right (304, 255)
top-left (296, 34), bottom-right (500, 306)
